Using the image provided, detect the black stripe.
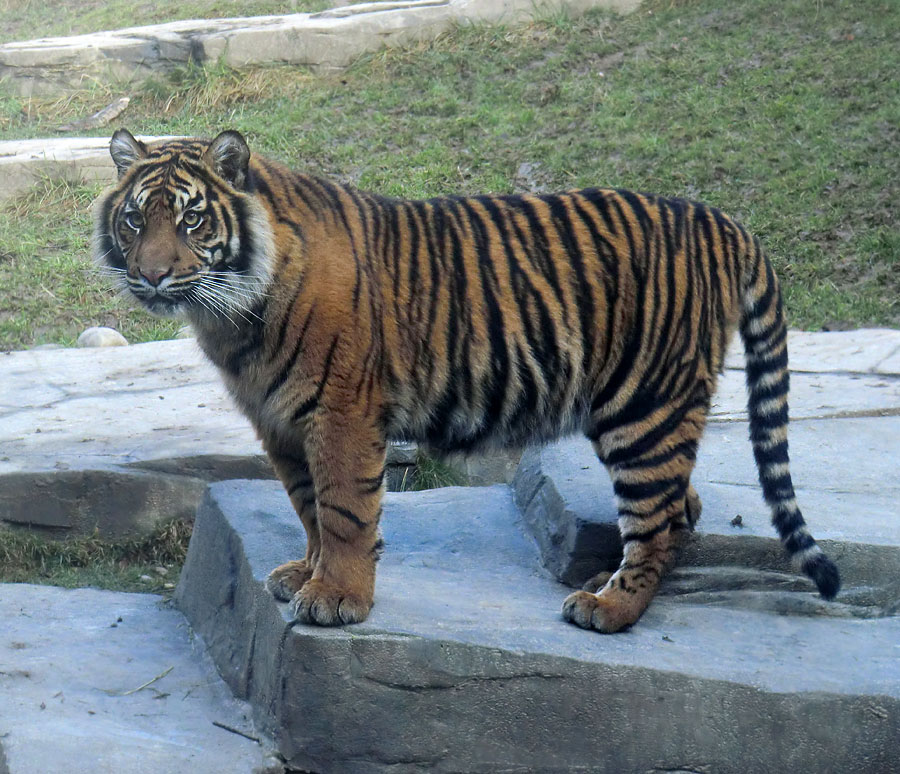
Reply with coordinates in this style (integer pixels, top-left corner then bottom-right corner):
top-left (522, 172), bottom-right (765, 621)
top-left (290, 336), bottom-right (340, 423)
top-left (266, 304), bottom-right (317, 401)
top-left (356, 470), bottom-right (385, 495)
top-left (320, 502), bottom-right (367, 529)
top-left (614, 438), bottom-right (698, 471)
top-left (784, 531), bottom-right (815, 554)
top-left (613, 476), bottom-right (679, 503)
top-left (461, 199), bottom-right (509, 433)
top-left (287, 478), bottom-right (313, 498)
top-left (749, 372), bottom-right (790, 402)
top-left (748, 405), bottom-right (789, 438)
top-left (621, 516), bottom-right (671, 544)
top-left (745, 346), bottom-right (788, 385)
top-left (752, 439), bottom-right (790, 467)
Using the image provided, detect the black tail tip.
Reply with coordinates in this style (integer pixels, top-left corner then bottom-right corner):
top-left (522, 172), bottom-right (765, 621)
top-left (803, 553), bottom-right (841, 600)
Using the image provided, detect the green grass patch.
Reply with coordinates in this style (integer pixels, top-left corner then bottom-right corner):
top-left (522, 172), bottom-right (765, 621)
top-left (396, 452), bottom-right (469, 491)
top-left (0, 0), bottom-right (897, 348)
top-left (0, 0), bottom-right (330, 45)
top-left (0, 518), bottom-right (192, 593)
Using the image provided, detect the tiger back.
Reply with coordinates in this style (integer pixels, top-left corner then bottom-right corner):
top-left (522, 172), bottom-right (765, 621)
top-left (94, 129), bottom-right (839, 633)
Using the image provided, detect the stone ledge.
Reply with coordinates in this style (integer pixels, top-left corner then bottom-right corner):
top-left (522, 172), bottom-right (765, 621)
top-left (0, 135), bottom-right (180, 200)
top-left (175, 479), bottom-right (900, 773)
top-left (0, 339), bottom-right (415, 536)
top-left (725, 328), bottom-right (900, 376)
top-left (0, 0), bottom-right (639, 96)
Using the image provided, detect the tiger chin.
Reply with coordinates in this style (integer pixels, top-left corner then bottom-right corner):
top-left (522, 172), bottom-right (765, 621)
top-left (93, 128), bottom-right (840, 634)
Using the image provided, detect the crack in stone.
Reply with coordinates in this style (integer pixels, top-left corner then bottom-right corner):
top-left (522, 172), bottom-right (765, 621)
top-left (358, 671), bottom-right (567, 693)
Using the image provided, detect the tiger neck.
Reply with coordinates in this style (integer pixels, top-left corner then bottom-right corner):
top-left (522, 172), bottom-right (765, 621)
top-left (188, 301), bottom-right (270, 377)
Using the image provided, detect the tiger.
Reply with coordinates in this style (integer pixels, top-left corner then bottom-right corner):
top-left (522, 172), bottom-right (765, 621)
top-left (93, 128), bottom-right (840, 633)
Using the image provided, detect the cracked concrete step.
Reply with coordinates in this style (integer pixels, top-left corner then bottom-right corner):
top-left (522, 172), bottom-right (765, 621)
top-left (175, 480), bottom-right (900, 773)
top-left (0, 0), bottom-right (639, 96)
top-left (0, 584), bottom-right (269, 773)
top-left (0, 136), bottom-right (179, 201)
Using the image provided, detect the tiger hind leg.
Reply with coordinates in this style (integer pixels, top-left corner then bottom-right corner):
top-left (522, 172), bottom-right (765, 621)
top-left (579, 483), bottom-right (699, 595)
top-left (564, 399), bottom-right (708, 633)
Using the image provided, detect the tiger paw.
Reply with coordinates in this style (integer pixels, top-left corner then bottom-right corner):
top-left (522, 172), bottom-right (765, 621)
top-left (561, 589), bottom-right (639, 634)
top-left (290, 579), bottom-right (372, 626)
top-left (265, 560), bottom-right (315, 602)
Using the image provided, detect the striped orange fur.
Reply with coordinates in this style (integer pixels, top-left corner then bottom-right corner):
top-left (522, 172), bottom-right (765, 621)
top-left (94, 129), bottom-right (839, 632)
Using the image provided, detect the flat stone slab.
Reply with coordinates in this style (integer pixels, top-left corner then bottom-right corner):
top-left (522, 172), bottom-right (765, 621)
top-left (725, 328), bottom-right (900, 376)
top-left (0, 584), bottom-right (268, 773)
top-left (176, 480), bottom-right (900, 773)
top-left (0, 136), bottom-right (179, 201)
top-left (512, 332), bottom-right (900, 590)
top-left (0, 0), bottom-right (639, 96)
top-left (0, 339), bottom-right (414, 535)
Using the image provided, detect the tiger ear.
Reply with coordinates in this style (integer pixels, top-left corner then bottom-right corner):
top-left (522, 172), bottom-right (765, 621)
top-left (109, 129), bottom-right (147, 178)
top-left (203, 130), bottom-right (250, 190)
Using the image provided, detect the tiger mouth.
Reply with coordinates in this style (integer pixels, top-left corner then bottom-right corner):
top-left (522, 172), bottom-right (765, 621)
top-left (130, 287), bottom-right (184, 316)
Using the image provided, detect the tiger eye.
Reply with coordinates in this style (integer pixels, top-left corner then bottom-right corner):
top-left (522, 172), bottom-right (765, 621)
top-left (182, 211), bottom-right (202, 228)
top-left (124, 211), bottom-right (144, 230)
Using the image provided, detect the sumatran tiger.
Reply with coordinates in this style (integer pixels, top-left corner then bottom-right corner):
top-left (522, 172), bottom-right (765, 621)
top-left (93, 129), bottom-right (840, 633)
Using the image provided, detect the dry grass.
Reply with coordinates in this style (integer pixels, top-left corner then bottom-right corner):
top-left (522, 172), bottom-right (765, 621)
top-left (0, 519), bottom-right (193, 592)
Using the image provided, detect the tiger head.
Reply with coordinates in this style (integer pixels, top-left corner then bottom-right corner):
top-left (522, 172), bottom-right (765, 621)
top-left (93, 129), bottom-right (274, 320)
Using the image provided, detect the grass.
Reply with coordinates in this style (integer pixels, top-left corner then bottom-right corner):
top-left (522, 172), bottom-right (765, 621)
top-left (0, 0), bottom-right (330, 45)
top-left (0, 519), bottom-right (192, 592)
top-left (0, 0), bottom-right (898, 350)
top-left (396, 452), bottom-right (469, 491)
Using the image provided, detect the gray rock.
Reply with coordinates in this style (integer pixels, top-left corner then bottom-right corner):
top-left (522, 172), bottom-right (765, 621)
top-left (436, 446), bottom-right (522, 485)
top-left (0, 469), bottom-right (206, 537)
top-left (176, 480), bottom-right (900, 773)
top-left (0, 584), bottom-right (269, 773)
top-left (76, 326), bottom-right (128, 347)
top-left (0, 339), bottom-right (507, 535)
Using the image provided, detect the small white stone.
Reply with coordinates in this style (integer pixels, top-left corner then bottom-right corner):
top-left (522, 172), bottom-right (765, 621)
top-left (77, 326), bottom-right (128, 348)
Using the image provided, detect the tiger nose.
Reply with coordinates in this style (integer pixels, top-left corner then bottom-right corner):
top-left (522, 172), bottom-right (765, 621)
top-left (140, 267), bottom-right (172, 286)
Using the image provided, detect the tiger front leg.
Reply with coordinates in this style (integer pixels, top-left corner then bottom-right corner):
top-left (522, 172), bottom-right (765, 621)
top-left (263, 443), bottom-right (321, 602)
top-left (290, 411), bottom-right (386, 626)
